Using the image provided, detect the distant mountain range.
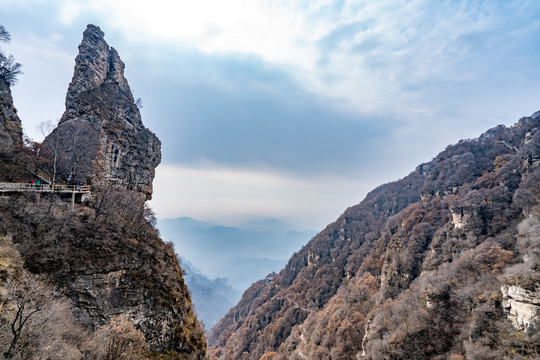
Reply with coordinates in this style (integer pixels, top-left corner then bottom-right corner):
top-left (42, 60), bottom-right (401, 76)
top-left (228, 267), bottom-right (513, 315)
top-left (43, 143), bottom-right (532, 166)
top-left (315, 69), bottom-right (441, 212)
top-left (157, 217), bottom-right (316, 291)
top-left (179, 258), bottom-right (240, 330)
top-left (236, 218), bottom-right (298, 233)
top-left (157, 216), bottom-right (316, 330)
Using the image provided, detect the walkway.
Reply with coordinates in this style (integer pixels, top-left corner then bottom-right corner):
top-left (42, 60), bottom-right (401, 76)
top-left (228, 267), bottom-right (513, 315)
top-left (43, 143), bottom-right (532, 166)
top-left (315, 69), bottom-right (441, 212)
top-left (0, 183), bottom-right (90, 193)
top-left (0, 183), bottom-right (92, 205)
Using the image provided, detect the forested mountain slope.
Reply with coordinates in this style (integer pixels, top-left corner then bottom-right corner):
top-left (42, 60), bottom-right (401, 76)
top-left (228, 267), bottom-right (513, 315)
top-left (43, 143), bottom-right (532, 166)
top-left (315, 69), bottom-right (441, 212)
top-left (209, 112), bottom-right (540, 360)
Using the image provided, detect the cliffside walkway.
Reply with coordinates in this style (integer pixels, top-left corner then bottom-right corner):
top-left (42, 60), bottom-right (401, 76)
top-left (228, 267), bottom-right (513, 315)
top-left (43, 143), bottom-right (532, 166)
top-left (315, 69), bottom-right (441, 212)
top-left (0, 183), bottom-right (92, 206)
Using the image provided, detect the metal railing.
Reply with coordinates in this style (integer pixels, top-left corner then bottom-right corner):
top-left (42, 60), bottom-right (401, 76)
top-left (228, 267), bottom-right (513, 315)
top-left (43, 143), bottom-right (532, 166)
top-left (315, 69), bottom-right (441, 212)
top-left (0, 183), bottom-right (91, 193)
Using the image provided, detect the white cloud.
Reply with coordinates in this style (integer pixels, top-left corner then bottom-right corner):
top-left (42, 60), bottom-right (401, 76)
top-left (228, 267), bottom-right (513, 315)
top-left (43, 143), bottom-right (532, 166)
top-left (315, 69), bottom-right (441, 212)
top-left (150, 163), bottom-right (378, 229)
top-left (80, 0), bottom-right (301, 63)
top-left (54, 0), bottom-right (540, 126)
top-left (59, 0), bottom-right (84, 25)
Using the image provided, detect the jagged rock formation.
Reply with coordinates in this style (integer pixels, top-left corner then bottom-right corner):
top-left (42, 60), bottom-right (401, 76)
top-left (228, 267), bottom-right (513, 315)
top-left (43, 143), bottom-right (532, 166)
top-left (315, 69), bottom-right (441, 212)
top-left (43, 25), bottom-right (160, 198)
top-left (0, 76), bottom-right (22, 156)
top-left (0, 24), bottom-right (206, 359)
top-left (209, 112), bottom-right (540, 359)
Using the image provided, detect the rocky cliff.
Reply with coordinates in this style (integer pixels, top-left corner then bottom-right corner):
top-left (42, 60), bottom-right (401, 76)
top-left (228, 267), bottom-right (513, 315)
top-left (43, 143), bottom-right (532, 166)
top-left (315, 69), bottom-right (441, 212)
top-left (209, 112), bottom-right (540, 359)
top-left (0, 187), bottom-right (207, 358)
top-left (43, 25), bottom-right (160, 198)
top-left (0, 76), bottom-right (22, 157)
top-left (0, 24), bottom-right (206, 359)
top-left (0, 74), bottom-right (33, 183)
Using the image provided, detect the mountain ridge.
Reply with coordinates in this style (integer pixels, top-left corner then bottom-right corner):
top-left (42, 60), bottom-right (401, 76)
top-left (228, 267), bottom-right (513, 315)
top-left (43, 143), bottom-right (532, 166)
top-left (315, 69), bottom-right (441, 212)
top-left (209, 113), bottom-right (540, 359)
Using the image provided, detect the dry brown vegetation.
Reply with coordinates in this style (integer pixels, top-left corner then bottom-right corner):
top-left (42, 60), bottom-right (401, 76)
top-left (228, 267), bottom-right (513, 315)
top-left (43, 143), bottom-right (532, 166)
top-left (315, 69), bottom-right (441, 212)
top-left (0, 184), bottom-right (206, 359)
top-left (0, 237), bottom-right (152, 360)
top-left (209, 116), bottom-right (540, 359)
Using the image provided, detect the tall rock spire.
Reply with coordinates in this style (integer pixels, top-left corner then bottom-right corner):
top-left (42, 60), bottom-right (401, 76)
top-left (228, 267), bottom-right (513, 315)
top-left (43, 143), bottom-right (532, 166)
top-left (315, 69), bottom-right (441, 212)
top-left (62, 25), bottom-right (132, 122)
top-left (44, 24), bottom-right (161, 198)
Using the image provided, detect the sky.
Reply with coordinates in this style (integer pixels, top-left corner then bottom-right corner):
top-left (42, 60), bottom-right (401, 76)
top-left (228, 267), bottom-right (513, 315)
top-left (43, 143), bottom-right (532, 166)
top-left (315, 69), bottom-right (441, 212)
top-left (2, 0), bottom-right (540, 230)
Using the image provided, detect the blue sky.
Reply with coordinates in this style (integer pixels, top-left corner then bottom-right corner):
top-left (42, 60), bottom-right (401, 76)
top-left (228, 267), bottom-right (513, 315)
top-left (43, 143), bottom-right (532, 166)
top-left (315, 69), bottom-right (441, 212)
top-left (2, 0), bottom-right (540, 229)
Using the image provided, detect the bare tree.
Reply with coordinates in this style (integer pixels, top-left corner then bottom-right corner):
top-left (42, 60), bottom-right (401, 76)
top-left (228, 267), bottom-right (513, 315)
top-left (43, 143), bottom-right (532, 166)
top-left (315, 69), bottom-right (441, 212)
top-left (1, 274), bottom-right (46, 359)
top-left (0, 25), bottom-right (22, 85)
top-left (0, 55), bottom-right (22, 85)
top-left (57, 122), bottom-right (99, 185)
top-left (0, 25), bottom-right (11, 43)
top-left (0, 272), bottom-right (83, 360)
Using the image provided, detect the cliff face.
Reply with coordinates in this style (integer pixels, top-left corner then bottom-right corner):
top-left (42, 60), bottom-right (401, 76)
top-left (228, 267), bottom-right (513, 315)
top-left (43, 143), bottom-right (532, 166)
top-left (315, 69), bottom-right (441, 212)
top-left (44, 25), bottom-right (160, 198)
top-left (0, 76), bottom-right (22, 156)
top-left (0, 25), bottom-right (206, 359)
top-left (209, 113), bottom-right (540, 359)
top-left (1, 187), bottom-right (206, 358)
top-left (0, 75), bottom-right (32, 182)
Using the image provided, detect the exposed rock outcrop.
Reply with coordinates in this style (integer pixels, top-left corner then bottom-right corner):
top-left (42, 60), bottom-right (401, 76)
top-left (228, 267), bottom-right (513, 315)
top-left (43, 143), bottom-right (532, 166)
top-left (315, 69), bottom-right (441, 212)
top-left (0, 76), bottom-right (22, 156)
top-left (502, 284), bottom-right (540, 333)
top-left (44, 25), bottom-right (160, 198)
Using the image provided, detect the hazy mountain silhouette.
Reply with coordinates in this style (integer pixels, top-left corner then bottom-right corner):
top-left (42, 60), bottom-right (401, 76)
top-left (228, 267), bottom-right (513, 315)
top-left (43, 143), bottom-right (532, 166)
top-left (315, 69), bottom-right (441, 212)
top-left (157, 217), bottom-right (316, 291)
top-left (179, 258), bottom-right (240, 330)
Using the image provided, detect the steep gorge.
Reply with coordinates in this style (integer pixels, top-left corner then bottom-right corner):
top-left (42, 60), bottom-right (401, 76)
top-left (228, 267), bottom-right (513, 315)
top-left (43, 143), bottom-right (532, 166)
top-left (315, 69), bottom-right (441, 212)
top-left (3, 21), bottom-right (540, 360)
